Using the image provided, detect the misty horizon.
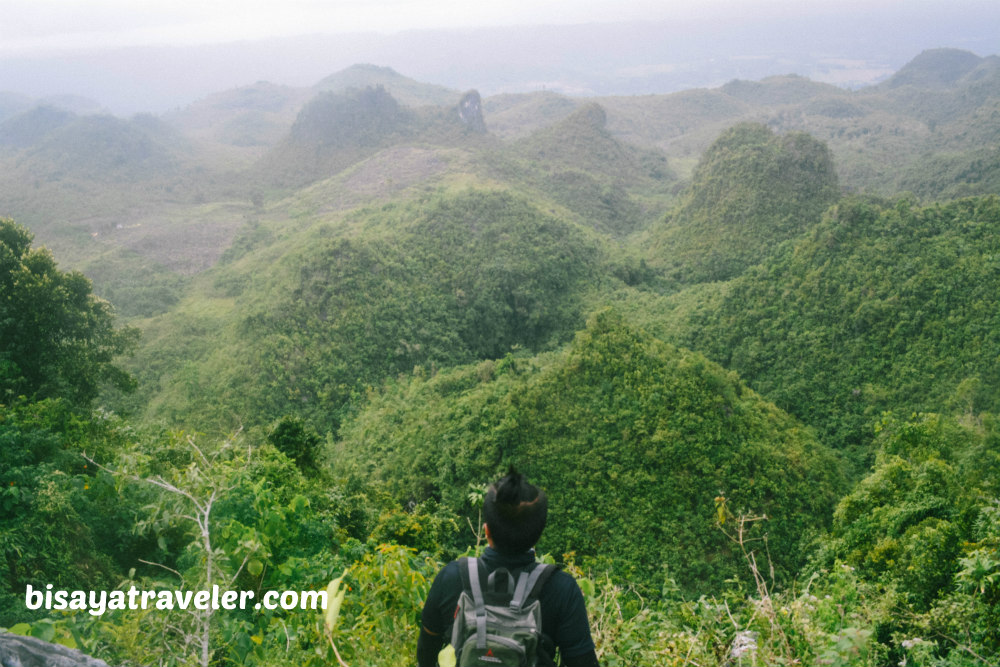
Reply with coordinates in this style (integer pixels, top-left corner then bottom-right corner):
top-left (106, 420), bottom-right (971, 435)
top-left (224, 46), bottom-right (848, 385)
top-left (2, 8), bottom-right (999, 116)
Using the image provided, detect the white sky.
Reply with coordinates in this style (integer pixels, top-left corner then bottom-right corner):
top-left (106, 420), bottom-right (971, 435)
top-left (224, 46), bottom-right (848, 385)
top-left (0, 0), bottom-right (912, 54)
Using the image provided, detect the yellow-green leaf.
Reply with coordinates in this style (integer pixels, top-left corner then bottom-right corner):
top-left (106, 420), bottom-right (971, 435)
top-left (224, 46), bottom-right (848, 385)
top-left (7, 623), bottom-right (31, 636)
top-left (438, 645), bottom-right (456, 667)
top-left (324, 570), bottom-right (349, 634)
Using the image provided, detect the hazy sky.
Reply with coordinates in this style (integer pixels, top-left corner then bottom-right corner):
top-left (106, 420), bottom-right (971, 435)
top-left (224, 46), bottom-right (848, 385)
top-left (0, 0), bottom-right (951, 53)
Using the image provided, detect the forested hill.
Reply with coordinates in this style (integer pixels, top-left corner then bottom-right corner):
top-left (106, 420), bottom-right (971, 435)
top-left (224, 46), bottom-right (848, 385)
top-left (647, 122), bottom-right (840, 283)
top-left (334, 310), bottom-right (846, 592)
top-left (2, 48), bottom-right (999, 667)
top-left (668, 195), bottom-right (1000, 455)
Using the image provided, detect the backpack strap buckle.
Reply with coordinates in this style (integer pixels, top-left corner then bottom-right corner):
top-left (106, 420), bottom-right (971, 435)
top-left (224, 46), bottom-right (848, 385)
top-left (463, 557), bottom-right (489, 649)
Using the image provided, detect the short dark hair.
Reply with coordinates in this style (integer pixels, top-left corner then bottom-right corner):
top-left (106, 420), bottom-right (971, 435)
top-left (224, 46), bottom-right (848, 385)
top-left (484, 467), bottom-right (548, 554)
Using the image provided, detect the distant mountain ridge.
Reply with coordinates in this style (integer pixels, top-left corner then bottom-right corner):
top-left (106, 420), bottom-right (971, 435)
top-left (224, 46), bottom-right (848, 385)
top-left (0, 105), bottom-right (75, 148)
top-left (881, 47), bottom-right (1000, 89)
top-left (0, 48), bottom-right (997, 306)
top-left (254, 83), bottom-right (488, 188)
top-left (313, 64), bottom-right (458, 106)
top-left (4, 9), bottom-right (1000, 114)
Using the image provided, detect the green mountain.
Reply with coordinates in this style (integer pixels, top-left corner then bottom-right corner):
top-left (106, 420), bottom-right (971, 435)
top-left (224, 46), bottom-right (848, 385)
top-left (4, 49), bottom-right (998, 294)
top-left (720, 74), bottom-right (849, 106)
top-left (312, 63), bottom-right (458, 107)
top-left (161, 65), bottom-right (460, 167)
top-left (91, 51), bottom-right (999, 452)
top-left (255, 85), bottom-right (488, 188)
top-left (662, 194), bottom-right (1000, 453)
top-left (257, 86), bottom-right (416, 186)
top-left (126, 188), bottom-right (600, 433)
top-left (594, 50), bottom-right (1000, 199)
top-left (163, 80), bottom-right (307, 158)
top-left (487, 102), bottom-right (676, 237)
top-left (334, 310), bottom-right (845, 592)
top-left (0, 92), bottom-right (32, 122)
top-left (881, 47), bottom-right (997, 91)
top-left (0, 106), bottom-right (75, 149)
top-left (0, 109), bottom-right (202, 254)
top-left (648, 122), bottom-right (840, 283)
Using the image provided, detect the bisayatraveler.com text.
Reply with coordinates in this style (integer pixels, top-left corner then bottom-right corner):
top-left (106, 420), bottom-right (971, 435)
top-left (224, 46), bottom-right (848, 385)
top-left (25, 584), bottom-right (327, 616)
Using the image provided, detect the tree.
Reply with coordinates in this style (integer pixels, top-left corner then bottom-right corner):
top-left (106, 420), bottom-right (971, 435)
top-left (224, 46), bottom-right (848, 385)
top-left (0, 218), bottom-right (138, 405)
top-left (268, 415), bottom-right (321, 472)
top-left (828, 412), bottom-right (999, 608)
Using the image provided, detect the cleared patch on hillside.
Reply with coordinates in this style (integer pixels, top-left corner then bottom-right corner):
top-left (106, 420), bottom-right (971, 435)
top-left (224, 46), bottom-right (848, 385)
top-left (91, 201), bottom-right (252, 275)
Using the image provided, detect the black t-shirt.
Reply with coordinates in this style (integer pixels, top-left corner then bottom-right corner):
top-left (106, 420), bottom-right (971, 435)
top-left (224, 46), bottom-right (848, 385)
top-left (417, 547), bottom-right (598, 666)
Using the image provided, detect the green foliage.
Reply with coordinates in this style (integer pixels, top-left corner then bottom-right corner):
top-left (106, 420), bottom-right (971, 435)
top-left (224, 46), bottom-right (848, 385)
top-left (0, 399), bottom-right (146, 627)
top-left (52, 429), bottom-right (356, 667)
top-left (818, 413), bottom-right (1000, 662)
top-left (331, 544), bottom-right (437, 666)
top-left (1, 218), bottom-right (139, 405)
top-left (368, 502), bottom-right (460, 557)
top-left (313, 64), bottom-right (459, 108)
top-left (832, 452), bottom-right (964, 607)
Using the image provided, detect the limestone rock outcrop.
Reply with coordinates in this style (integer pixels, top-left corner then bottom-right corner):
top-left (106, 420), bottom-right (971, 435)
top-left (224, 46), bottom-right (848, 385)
top-left (0, 632), bottom-right (112, 667)
top-left (457, 90), bottom-right (486, 133)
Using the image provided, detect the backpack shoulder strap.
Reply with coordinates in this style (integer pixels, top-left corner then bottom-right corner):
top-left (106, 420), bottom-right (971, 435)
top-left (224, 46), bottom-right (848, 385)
top-left (509, 563), bottom-right (560, 612)
top-left (457, 556), bottom-right (474, 593)
top-left (459, 557), bottom-right (489, 649)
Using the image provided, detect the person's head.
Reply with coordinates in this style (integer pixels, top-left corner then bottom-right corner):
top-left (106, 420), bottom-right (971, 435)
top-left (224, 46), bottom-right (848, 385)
top-left (483, 467), bottom-right (548, 554)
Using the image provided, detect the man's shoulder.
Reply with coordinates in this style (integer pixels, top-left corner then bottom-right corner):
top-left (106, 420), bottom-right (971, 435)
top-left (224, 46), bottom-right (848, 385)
top-left (431, 559), bottom-right (464, 587)
top-left (540, 566), bottom-right (585, 598)
top-left (433, 556), bottom-right (582, 597)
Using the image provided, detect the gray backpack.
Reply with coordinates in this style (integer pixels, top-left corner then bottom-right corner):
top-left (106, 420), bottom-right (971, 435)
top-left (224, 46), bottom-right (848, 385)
top-left (450, 557), bottom-right (558, 666)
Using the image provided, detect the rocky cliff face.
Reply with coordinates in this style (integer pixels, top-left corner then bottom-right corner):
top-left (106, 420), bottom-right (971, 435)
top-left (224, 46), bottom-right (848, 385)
top-left (457, 90), bottom-right (486, 133)
top-left (0, 633), bottom-right (112, 667)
